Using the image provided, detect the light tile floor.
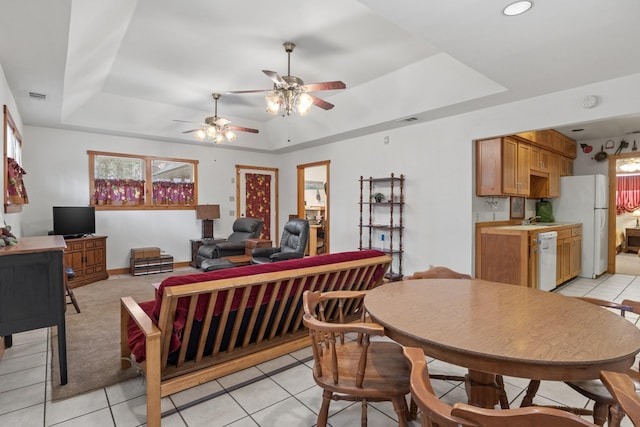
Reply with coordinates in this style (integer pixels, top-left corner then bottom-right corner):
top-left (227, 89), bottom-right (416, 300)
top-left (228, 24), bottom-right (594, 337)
top-left (2, 273), bottom-right (640, 426)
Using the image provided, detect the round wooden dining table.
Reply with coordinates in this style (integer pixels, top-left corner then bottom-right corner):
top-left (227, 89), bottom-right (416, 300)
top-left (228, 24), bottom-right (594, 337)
top-left (364, 278), bottom-right (640, 408)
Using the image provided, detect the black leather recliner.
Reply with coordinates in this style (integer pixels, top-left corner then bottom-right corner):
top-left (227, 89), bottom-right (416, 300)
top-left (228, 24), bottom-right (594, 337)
top-left (196, 217), bottom-right (263, 267)
top-left (251, 218), bottom-right (309, 264)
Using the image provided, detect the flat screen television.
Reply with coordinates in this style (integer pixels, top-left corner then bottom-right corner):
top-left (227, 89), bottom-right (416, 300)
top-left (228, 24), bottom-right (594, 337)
top-left (52, 206), bottom-right (96, 238)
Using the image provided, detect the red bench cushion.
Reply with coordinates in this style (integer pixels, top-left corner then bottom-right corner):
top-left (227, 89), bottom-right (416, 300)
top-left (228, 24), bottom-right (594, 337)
top-left (128, 250), bottom-right (386, 361)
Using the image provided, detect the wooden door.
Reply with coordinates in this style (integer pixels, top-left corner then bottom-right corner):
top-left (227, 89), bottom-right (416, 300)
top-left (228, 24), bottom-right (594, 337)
top-left (562, 239), bottom-right (571, 282)
top-left (516, 141), bottom-right (530, 195)
top-left (548, 153), bottom-right (560, 197)
top-left (555, 238), bottom-right (563, 285)
top-left (475, 138), bottom-right (503, 196)
top-left (502, 138), bottom-right (518, 195)
top-left (570, 235), bottom-right (582, 277)
top-left (236, 165), bottom-right (279, 242)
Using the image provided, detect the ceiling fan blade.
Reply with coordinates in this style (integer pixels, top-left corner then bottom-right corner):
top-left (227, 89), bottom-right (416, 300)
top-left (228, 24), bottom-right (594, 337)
top-left (173, 119), bottom-right (202, 124)
top-left (302, 81), bottom-right (346, 92)
top-left (182, 129), bottom-right (200, 134)
top-left (229, 125), bottom-right (259, 134)
top-left (310, 95), bottom-right (335, 110)
top-left (226, 89), bottom-right (269, 94)
top-left (263, 70), bottom-right (286, 86)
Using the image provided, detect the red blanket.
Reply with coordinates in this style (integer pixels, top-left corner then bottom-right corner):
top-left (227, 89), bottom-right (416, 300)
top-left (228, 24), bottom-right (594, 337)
top-left (128, 250), bottom-right (386, 361)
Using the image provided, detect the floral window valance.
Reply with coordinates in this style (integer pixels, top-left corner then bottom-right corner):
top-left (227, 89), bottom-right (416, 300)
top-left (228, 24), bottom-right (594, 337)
top-left (616, 175), bottom-right (640, 214)
top-left (152, 181), bottom-right (195, 205)
top-left (6, 157), bottom-right (28, 206)
top-left (92, 179), bottom-right (145, 206)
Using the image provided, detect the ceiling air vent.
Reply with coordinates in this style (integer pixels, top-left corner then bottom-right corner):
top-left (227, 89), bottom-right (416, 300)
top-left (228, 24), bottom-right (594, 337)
top-left (28, 92), bottom-right (47, 100)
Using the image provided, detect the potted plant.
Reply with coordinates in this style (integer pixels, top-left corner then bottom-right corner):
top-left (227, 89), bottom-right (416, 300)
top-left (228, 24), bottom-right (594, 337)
top-left (372, 192), bottom-right (385, 203)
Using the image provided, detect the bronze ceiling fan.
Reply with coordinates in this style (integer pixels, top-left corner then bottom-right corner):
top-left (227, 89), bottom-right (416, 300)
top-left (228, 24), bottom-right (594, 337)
top-left (226, 41), bottom-right (346, 116)
top-left (174, 93), bottom-right (258, 143)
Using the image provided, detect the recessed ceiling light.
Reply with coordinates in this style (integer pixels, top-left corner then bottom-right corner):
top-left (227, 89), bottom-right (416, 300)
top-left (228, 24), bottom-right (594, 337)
top-left (503, 1), bottom-right (533, 16)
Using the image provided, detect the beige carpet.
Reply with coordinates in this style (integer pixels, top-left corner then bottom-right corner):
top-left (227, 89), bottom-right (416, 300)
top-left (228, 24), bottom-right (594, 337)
top-left (616, 252), bottom-right (640, 276)
top-left (50, 269), bottom-right (196, 401)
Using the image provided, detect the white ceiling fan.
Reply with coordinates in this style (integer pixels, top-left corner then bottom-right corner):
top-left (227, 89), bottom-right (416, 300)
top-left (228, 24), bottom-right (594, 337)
top-left (174, 93), bottom-right (259, 143)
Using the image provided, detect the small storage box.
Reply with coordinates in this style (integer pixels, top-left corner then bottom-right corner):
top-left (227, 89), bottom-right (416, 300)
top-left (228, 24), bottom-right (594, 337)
top-left (131, 247), bottom-right (161, 259)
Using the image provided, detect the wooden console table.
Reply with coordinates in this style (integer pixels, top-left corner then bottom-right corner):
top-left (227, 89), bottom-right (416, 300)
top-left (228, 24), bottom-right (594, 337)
top-left (626, 228), bottom-right (640, 253)
top-left (0, 235), bottom-right (68, 384)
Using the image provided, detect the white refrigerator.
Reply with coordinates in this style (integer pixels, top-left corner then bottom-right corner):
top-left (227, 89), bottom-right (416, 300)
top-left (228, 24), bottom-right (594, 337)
top-left (552, 174), bottom-right (608, 279)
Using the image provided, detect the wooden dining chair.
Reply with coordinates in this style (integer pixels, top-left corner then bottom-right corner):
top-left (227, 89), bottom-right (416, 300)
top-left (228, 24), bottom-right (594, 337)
top-left (522, 297), bottom-right (640, 427)
top-left (302, 290), bottom-right (415, 427)
top-left (403, 346), bottom-right (598, 427)
top-left (405, 265), bottom-right (472, 280)
top-left (406, 266), bottom-right (510, 409)
top-left (600, 370), bottom-right (640, 427)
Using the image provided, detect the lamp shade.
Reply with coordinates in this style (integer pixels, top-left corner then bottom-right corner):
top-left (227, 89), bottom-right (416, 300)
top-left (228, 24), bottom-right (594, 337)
top-left (633, 210), bottom-right (640, 218)
top-left (196, 204), bottom-right (220, 220)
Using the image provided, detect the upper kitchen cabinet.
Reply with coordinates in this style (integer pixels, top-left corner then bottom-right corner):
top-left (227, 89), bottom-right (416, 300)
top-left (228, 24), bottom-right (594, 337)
top-left (476, 136), bottom-right (530, 196)
top-left (476, 129), bottom-right (575, 198)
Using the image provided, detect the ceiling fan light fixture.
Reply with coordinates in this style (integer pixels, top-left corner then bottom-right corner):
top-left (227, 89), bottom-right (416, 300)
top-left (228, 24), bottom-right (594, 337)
top-left (266, 91), bottom-right (281, 114)
top-left (225, 129), bottom-right (237, 142)
top-left (214, 133), bottom-right (224, 144)
top-left (206, 125), bottom-right (217, 138)
top-left (296, 92), bottom-right (313, 115)
top-left (195, 129), bottom-right (206, 140)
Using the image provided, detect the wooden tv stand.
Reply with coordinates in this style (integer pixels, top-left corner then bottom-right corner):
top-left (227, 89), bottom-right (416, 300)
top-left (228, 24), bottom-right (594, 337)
top-left (64, 235), bottom-right (108, 287)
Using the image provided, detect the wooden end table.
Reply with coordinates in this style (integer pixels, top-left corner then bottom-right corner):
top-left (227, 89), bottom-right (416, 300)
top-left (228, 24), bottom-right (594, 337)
top-left (222, 255), bottom-right (252, 266)
top-left (626, 228), bottom-right (640, 253)
top-left (245, 238), bottom-right (272, 256)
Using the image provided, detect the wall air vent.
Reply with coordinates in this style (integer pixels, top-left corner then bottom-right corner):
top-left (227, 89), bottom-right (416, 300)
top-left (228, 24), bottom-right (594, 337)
top-left (28, 92), bottom-right (47, 100)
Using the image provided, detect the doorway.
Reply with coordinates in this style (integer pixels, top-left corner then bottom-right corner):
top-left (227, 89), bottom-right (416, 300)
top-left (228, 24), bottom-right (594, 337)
top-left (297, 161), bottom-right (330, 255)
top-left (608, 153), bottom-right (640, 274)
top-left (235, 164), bottom-right (279, 241)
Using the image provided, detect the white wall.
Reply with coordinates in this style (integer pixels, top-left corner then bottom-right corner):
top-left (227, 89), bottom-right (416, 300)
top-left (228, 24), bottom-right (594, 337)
top-left (22, 127), bottom-right (278, 269)
top-left (14, 72), bottom-right (640, 275)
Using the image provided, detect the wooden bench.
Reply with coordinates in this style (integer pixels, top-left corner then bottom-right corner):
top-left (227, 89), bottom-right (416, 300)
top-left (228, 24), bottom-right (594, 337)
top-left (120, 250), bottom-right (390, 427)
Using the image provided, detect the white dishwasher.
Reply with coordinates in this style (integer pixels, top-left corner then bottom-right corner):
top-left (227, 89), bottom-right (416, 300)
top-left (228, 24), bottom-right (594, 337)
top-left (538, 231), bottom-right (558, 291)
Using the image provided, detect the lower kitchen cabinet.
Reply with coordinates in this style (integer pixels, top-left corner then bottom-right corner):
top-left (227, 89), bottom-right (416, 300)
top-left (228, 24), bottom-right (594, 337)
top-left (479, 227), bottom-right (537, 288)
top-left (478, 223), bottom-right (581, 289)
top-left (556, 226), bottom-right (582, 285)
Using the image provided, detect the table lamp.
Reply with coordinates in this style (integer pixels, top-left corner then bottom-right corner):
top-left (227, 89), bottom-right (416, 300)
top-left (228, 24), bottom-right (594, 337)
top-left (196, 204), bottom-right (220, 239)
top-left (633, 210), bottom-right (640, 228)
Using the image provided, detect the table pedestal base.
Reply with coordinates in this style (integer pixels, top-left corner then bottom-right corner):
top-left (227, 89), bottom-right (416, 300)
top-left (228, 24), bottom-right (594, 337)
top-left (466, 371), bottom-right (510, 409)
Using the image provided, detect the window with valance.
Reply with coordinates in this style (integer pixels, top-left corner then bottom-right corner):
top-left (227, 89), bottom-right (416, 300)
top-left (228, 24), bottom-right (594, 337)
top-left (4, 105), bottom-right (28, 213)
top-left (88, 151), bottom-right (198, 210)
top-left (616, 175), bottom-right (640, 214)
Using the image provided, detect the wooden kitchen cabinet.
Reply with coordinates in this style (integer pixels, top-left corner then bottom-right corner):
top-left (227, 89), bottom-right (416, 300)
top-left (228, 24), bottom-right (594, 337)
top-left (476, 137), bottom-right (529, 196)
top-left (478, 227), bottom-right (537, 287)
top-left (64, 235), bottom-right (108, 288)
top-left (504, 137), bottom-right (530, 196)
top-left (530, 146), bottom-right (550, 173)
top-left (555, 226), bottom-right (582, 285)
top-left (547, 153), bottom-right (560, 197)
top-left (570, 229), bottom-right (582, 278)
top-left (560, 156), bottom-right (574, 176)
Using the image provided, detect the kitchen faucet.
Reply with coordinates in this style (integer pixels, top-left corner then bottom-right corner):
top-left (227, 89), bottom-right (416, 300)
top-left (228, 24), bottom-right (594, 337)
top-left (522, 216), bottom-right (541, 225)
